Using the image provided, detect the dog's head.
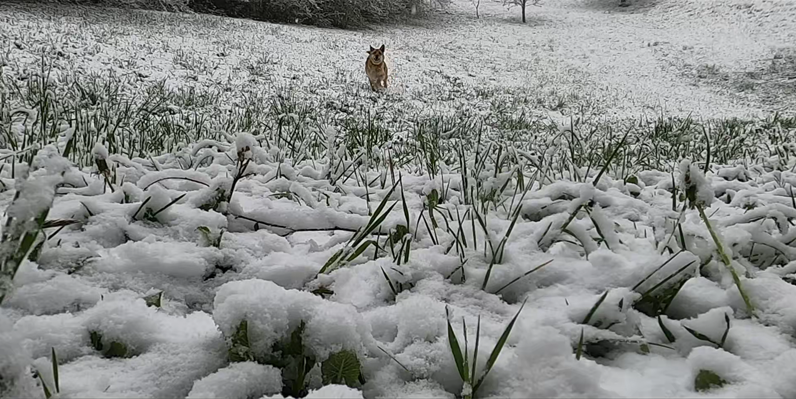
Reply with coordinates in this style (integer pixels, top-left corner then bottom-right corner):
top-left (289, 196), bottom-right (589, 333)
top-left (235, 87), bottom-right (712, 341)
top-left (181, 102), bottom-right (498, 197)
top-left (367, 45), bottom-right (385, 64)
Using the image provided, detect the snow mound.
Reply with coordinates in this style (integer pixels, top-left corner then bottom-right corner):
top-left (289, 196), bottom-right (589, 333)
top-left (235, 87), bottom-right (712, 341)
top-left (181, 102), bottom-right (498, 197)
top-left (187, 361), bottom-right (282, 399)
top-left (213, 279), bottom-right (373, 361)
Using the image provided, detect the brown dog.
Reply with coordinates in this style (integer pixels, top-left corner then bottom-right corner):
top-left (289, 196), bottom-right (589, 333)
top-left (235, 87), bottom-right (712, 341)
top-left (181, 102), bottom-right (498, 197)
top-left (365, 45), bottom-right (388, 91)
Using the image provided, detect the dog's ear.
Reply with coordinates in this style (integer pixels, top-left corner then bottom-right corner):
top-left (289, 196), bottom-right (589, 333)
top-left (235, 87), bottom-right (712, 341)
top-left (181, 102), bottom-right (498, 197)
top-left (369, 45), bottom-right (375, 53)
top-left (379, 44), bottom-right (385, 52)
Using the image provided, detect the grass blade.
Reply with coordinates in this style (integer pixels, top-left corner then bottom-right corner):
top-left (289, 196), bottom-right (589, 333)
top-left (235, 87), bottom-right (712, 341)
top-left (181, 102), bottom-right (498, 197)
top-left (380, 267), bottom-right (398, 296)
top-left (494, 259), bottom-right (553, 295)
top-left (399, 174), bottom-right (410, 227)
top-left (633, 250), bottom-right (684, 291)
top-left (445, 306), bottom-right (468, 383)
top-left (346, 240), bottom-right (376, 262)
top-left (51, 347), bottom-right (59, 393)
top-left (657, 315), bottom-right (676, 343)
top-left (150, 193), bottom-right (187, 218)
top-left (592, 128), bottom-right (631, 186)
top-left (132, 196), bottom-right (152, 219)
top-left (575, 328), bottom-right (584, 360)
top-left (471, 315), bottom-right (481, 389)
top-left (719, 313), bottom-right (731, 348)
top-left (473, 299), bottom-right (526, 392)
top-left (377, 345), bottom-right (410, 373)
top-left (683, 325), bottom-right (720, 347)
top-left (582, 290), bottom-right (609, 325)
top-left (37, 372), bottom-right (52, 399)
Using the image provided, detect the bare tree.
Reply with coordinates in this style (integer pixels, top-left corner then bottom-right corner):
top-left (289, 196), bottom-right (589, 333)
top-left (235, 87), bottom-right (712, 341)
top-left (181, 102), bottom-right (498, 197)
top-left (471, 0), bottom-right (480, 18)
top-left (504, 0), bottom-right (538, 23)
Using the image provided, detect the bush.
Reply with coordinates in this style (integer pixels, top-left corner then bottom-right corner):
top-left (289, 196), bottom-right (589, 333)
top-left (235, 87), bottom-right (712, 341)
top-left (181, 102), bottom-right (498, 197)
top-left (188, 0), bottom-right (445, 28)
top-left (49, 0), bottom-right (190, 12)
top-left (33, 0), bottom-right (446, 28)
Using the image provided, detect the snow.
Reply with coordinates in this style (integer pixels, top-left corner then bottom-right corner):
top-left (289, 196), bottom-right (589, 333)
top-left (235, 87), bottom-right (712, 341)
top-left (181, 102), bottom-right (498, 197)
top-left (187, 362), bottom-right (282, 399)
top-left (265, 384), bottom-right (365, 399)
top-left (236, 133), bottom-right (257, 160)
top-left (0, 313), bottom-right (39, 398)
top-left (679, 159), bottom-right (714, 209)
top-left (213, 279), bottom-right (373, 361)
top-left (1, 0), bottom-right (795, 398)
top-left (97, 240), bottom-right (221, 278)
top-left (92, 143), bottom-right (109, 161)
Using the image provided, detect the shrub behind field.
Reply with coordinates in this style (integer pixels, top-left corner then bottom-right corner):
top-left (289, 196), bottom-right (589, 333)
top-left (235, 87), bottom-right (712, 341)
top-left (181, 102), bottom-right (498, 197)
top-left (44, 0), bottom-right (445, 28)
top-left (47, 0), bottom-right (190, 12)
top-left (188, 0), bottom-right (444, 27)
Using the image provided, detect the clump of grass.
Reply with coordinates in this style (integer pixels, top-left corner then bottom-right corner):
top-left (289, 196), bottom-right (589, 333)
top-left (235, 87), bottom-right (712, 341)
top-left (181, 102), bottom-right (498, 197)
top-left (575, 290), bottom-right (609, 360)
top-left (695, 370), bottom-right (726, 392)
top-left (538, 129), bottom-right (630, 253)
top-left (90, 330), bottom-right (131, 358)
top-left (144, 291), bottom-right (164, 308)
top-left (224, 318), bottom-right (364, 397)
top-left (445, 301), bottom-right (525, 399)
top-left (197, 226), bottom-right (224, 248)
top-left (0, 164), bottom-right (59, 304)
top-left (683, 313), bottom-right (731, 349)
top-left (132, 192), bottom-right (187, 223)
top-left (632, 251), bottom-right (697, 317)
top-left (318, 179), bottom-right (400, 274)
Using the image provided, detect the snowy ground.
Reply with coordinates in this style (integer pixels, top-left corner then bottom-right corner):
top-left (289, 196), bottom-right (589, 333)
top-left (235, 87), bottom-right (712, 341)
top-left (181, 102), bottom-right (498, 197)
top-left (1, 0), bottom-right (796, 398)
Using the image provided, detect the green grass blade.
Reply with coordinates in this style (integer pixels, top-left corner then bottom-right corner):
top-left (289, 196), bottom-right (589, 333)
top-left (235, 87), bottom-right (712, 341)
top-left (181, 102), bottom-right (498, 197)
top-left (582, 290), bottom-right (609, 325)
top-left (365, 180), bottom-right (400, 233)
top-left (592, 128), bottom-right (631, 186)
top-left (471, 315), bottom-right (481, 389)
top-left (380, 267), bottom-right (398, 296)
top-left (402, 237), bottom-right (411, 264)
top-left (37, 372), bottom-right (52, 399)
top-left (473, 299), bottom-right (526, 393)
top-left (359, 203), bottom-right (398, 244)
top-left (445, 306), bottom-right (468, 383)
top-left (480, 258), bottom-right (497, 291)
top-left (657, 315), bottom-right (676, 343)
top-left (151, 193), bottom-right (187, 218)
top-left (51, 347), bottom-right (59, 393)
top-left (575, 328), bottom-right (584, 360)
top-left (494, 259), bottom-right (554, 295)
top-left (462, 317), bottom-right (470, 386)
top-left (702, 125), bottom-right (711, 174)
top-left (346, 240), bottom-right (376, 262)
top-left (632, 250), bottom-right (684, 291)
top-left (683, 325), bottom-right (720, 347)
top-left (720, 313), bottom-right (731, 348)
top-left (377, 345), bottom-right (410, 373)
top-left (696, 205), bottom-right (754, 315)
top-left (399, 174), bottom-right (410, 227)
top-left (638, 260), bottom-right (695, 300)
top-left (318, 248), bottom-right (344, 275)
top-left (132, 196), bottom-right (152, 219)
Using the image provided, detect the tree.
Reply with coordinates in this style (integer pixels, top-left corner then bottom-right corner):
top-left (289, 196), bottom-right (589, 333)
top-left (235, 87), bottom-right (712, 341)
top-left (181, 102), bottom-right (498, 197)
top-left (504, 0), bottom-right (538, 23)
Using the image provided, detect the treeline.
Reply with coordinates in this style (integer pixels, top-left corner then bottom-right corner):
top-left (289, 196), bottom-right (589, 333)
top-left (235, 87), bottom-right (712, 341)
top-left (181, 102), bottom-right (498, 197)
top-left (48, 0), bottom-right (447, 28)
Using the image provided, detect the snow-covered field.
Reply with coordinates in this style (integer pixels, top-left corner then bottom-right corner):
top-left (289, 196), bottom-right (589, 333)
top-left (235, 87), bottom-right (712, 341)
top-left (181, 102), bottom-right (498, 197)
top-left (1, 0), bottom-right (796, 398)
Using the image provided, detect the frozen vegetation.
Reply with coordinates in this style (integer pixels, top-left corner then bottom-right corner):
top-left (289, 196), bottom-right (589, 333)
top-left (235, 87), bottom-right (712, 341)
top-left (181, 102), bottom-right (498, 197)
top-left (1, 0), bottom-right (795, 398)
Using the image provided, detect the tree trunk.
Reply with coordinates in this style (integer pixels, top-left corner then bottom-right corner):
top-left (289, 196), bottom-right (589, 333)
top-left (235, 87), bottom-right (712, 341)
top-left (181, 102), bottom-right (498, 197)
top-left (521, 0), bottom-right (526, 23)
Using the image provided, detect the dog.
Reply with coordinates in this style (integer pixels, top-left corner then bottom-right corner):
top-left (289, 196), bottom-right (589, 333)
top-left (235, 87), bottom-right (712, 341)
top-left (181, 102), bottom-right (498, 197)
top-left (365, 44), bottom-right (388, 91)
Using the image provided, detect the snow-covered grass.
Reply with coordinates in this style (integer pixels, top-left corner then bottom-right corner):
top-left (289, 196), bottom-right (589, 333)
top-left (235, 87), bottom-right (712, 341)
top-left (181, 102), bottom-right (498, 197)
top-left (2, 0), bottom-right (796, 398)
